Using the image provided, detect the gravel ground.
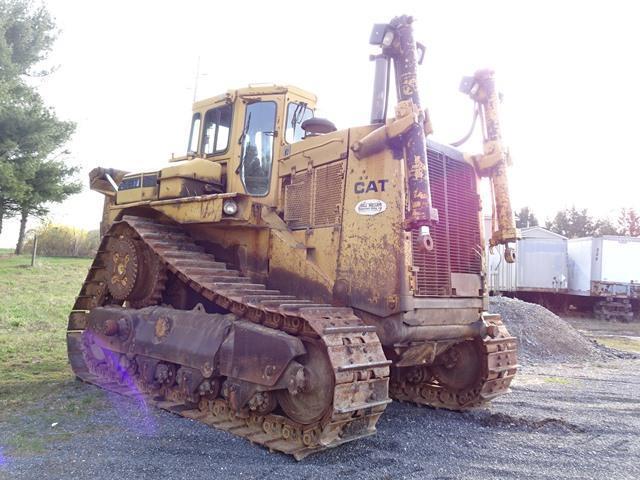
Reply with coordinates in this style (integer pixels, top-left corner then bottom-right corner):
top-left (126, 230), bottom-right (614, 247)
top-left (3, 299), bottom-right (639, 479)
top-left (489, 296), bottom-right (626, 365)
top-left (2, 359), bottom-right (639, 480)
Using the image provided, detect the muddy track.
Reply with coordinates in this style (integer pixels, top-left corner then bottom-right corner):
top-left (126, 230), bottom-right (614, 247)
top-left (66, 215), bottom-right (390, 459)
top-left (65, 215), bottom-right (517, 459)
top-left (390, 318), bottom-right (518, 409)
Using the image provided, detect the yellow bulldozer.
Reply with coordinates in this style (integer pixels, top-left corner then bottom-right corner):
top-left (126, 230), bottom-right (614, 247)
top-left (67, 15), bottom-right (518, 459)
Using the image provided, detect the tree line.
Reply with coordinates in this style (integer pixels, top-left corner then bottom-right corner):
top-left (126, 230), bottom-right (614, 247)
top-left (515, 206), bottom-right (640, 238)
top-left (23, 222), bottom-right (99, 257)
top-left (0, 0), bottom-right (80, 254)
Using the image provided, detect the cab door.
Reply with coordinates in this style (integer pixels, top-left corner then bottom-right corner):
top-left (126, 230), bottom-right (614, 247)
top-left (229, 95), bottom-right (284, 206)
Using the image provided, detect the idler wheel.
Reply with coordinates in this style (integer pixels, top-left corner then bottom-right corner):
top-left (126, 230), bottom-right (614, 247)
top-left (277, 342), bottom-right (334, 425)
top-left (432, 340), bottom-right (483, 392)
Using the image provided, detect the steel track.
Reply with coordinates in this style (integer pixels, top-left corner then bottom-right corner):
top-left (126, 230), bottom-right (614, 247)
top-left (66, 216), bottom-right (390, 459)
top-left (389, 317), bottom-right (518, 409)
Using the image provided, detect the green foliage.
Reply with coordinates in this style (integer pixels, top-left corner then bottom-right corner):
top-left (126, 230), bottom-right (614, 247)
top-left (515, 206), bottom-right (539, 228)
top-left (0, 0), bottom-right (78, 248)
top-left (19, 156), bottom-right (81, 217)
top-left (545, 207), bottom-right (640, 238)
top-left (593, 218), bottom-right (619, 236)
top-left (0, 88), bottom-right (75, 161)
top-left (545, 207), bottom-right (597, 238)
top-left (0, 89), bottom-right (78, 228)
top-left (23, 222), bottom-right (99, 257)
top-left (618, 208), bottom-right (640, 236)
top-left (0, 0), bottom-right (56, 79)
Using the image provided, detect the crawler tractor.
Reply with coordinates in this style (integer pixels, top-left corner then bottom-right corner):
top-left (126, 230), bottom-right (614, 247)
top-left (67, 16), bottom-right (519, 459)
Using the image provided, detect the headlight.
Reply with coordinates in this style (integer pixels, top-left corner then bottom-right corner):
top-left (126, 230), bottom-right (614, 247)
top-left (223, 199), bottom-right (238, 216)
top-left (382, 31), bottom-right (394, 47)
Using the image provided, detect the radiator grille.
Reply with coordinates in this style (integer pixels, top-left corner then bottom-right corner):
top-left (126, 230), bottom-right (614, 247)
top-left (313, 162), bottom-right (344, 227)
top-left (412, 150), bottom-right (482, 297)
top-left (284, 171), bottom-right (312, 229)
top-left (284, 161), bottom-right (345, 229)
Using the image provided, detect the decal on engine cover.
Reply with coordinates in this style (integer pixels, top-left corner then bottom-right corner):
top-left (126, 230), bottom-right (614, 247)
top-left (355, 199), bottom-right (387, 216)
top-left (354, 179), bottom-right (388, 194)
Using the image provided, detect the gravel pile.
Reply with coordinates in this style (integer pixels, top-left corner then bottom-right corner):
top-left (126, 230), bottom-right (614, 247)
top-left (489, 296), bottom-right (618, 365)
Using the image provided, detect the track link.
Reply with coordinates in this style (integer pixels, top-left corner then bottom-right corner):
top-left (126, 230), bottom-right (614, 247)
top-left (66, 216), bottom-right (390, 460)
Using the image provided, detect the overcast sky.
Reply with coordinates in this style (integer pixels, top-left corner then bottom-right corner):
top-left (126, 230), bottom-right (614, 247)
top-left (2, 0), bottom-right (639, 247)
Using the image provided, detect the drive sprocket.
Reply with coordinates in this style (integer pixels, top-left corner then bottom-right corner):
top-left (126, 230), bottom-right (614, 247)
top-left (105, 228), bottom-right (167, 308)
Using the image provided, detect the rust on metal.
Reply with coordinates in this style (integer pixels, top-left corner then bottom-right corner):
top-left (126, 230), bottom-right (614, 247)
top-left (68, 216), bottom-right (391, 460)
top-left (68, 13), bottom-right (521, 461)
top-left (464, 69), bottom-right (518, 251)
top-left (386, 15), bottom-right (438, 230)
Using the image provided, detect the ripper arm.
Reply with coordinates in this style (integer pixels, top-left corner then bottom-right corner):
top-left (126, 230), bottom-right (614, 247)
top-left (459, 70), bottom-right (518, 262)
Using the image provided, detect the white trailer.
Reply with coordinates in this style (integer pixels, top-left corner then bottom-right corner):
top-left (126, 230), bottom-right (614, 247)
top-left (487, 224), bottom-right (640, 319)
top-left (567, 236), bottom-right (640, 320)
top-left (487, 226), bottom-right (569, 310)
top-left (568, 236), bottom-right (640, 295)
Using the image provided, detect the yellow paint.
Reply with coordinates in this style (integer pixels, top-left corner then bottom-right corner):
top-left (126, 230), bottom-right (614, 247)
top-left (91, 79), bottom-right (511, 325)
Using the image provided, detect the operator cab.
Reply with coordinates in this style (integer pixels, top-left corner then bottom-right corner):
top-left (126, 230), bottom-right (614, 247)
top-left (184, 85), bottom-right (317, 201)
top-left (112, 85), bottom-right (323, 206)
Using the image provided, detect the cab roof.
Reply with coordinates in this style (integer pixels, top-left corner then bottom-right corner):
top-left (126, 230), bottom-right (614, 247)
top-left (192, 85), bottom-right (317, 111)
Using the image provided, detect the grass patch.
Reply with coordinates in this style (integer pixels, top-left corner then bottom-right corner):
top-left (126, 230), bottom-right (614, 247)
top-left (542, 376), bottom-right (572, 385)
top-left (0, 254), bottom-right (91, 413)
top-left (6, 431), bottom-right (74, 455)
top-left (0, 254), bottom-right (115, 456)
top-left (596, 336), bottom-right (640, 353)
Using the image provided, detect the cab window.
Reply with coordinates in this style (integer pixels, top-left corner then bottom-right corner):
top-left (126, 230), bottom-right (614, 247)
top-left (202, 104), bottom-right (232, 155)
top-left (285, 102), bottom-right (313, 143)
top-left (239, 101), bottom-right (276, 196)
top-left (119, 175), bottom-right (141, 190)
top-left (187, 113), bottom-right (201, 154)
top-left (142, 174), bottom-right (157, 187)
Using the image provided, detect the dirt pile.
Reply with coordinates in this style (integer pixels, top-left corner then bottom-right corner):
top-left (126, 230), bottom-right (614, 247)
top-left (489, 296), bottom-right (617, 365)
